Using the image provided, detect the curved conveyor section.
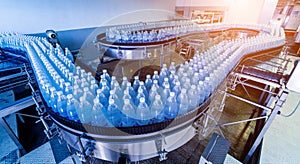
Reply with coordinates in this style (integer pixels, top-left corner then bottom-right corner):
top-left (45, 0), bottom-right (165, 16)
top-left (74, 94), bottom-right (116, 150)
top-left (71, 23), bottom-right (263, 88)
top-left (0, 22), bottom-right (285, 162)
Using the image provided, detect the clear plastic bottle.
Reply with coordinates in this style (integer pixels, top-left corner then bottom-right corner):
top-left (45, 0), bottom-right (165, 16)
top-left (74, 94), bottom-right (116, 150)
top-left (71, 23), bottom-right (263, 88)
top-left (123, 89), bottom-right (134, 106)
top-left (73, 85), bottom-right (83, 101)
top-left (161, 84), bottom-right (171, 105)
top-left (96, 89), bottom-right (108, 108)
top-left (136, 97), bottom-right (151, 125)
top-left (78, 96), bottom-right (92, 124)
top-left (132, 76), bottom-right (140, 91)
top-left (150, 95), bottom-right (165, 123)
top-left (110, 76), bottom-right (118, 89)
top-left (101, 82), bottom-right (110, 98)
top-left (108, 89), bottom-right (122, 108)
top-left (159, 67), bottom-right (168, 86)
top-left (121, 99), bottom-right (136, 127)
top-left (125, 82), bottom-right (136, 99)
top-left (91, 97), bottom-right (106, 126)
top-left (149, 86), bottom-right (158, 105)
top-left (169, 61), bottom-right (176, 72)
top-left (191, 72), bottom-right (200, 86)
top-left (90, 80), bottom-right (98, 95)
top-left (64, 82), bottom-right (73, 95)
top-left (164, 92), bottom-right (179, 119)
top-left (86, 72), bottom-right (93, 82)
top-left (59, 78), bottom-right (65, 90)
top-left (49, 87), bottom-right (57, 113)
top-left (172, 81), bottom-right (181, 97)
top-left (188, 85), bottom-right (199, 111)
top-left (170, 75), bottom-right (180, 90)
top-left (204, 77), bottom-right (212, 99)
top-left (138, 81), bottom-right (148, 97)
top-left (113, 82), bottom-right (123, 98)
top-left (135, 88), bottom-right (146, 106)
top-left (144, 74), bottom-right (152, 92)
top-left (177, 88), bottom-right (189, 115)
top-left (66, 94), bottom-right (79, 122)
top-left (182, 78), bottom-right (191, 90)
top-left (106, 99), bottom-right (122, 127)
top-left (103, 69), bottom-right (111, 83)
top-left (81, 87), bottom-right (95, 104)
top-left (56, 91), bottom-right (68, 118)
top-left (99, 74), bottom-right (109, 89)
top-left (162, 77), bottom-right (170, 89)
top-left (180, 73), bottom-right (188, 85)
top-left (197, 81), bottom-right (205, 104)
top-left (121, 76), bottom-right (128, 91)
top-left (152, 71), bottom-right (159, 81)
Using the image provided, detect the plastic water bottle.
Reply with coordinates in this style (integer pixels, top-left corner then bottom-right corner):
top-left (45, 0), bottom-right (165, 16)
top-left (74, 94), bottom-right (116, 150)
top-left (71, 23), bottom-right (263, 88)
top-left (180, 73), bottom-right (188, 85)
top-left (164, 92), bottom-right (178, 119)
top-left (132, 76), bottom-right (140, 91)
top-left (102, 69), bottom-right (111, 83)
top-left (108, 90), bottom-right (123, 108)
top-left (172, 81), bottom-right (181, 97)
top-left (86, 72), bottom-right (93, 82)
top-left (168, 71), bottom-right (176, 87)
top-left (101, 82), bottom-right (110, 98)
top-left (204, 77), bottom-right (212, 99)
top-left (177, 88), bottom-right (189, 115)
top-left (135, 88), bottom-right (146, 106)
top-left (182, 78), bottom-right (191, 90)
top-left (136, 97), bottom-right (151, 125)
top-left (162, 77), bottom-right (170, 89)
top-left (90, 80), bottom-right (98, 95)
top-left (96, 89), bottom-right (108, 108)
top-left (91, 97), bottom-right (106, 126)
top-left (59, 78), bottom-right (65, 90)
top-left (188, 85), bottom-right (199, 111)
top-left (150, 95), bottom-right (165, 123)
top-left (78, 96), bottom-right (92, 124)
top-left (110, 76), bottom-right (118, 89)
top-left (113, 82), bottom-right (123, 99)
top-left (66, 94), bottom-right (79, 122)
top-left (197, 81), bottom-right (205, 104)
top-left (170, 75), bottom-right (180, 90)
top-left (81, 87), bottom-right (95, 104)
top-left (99, 75), bottom-right (108, 89)
top-left (125, 82), bottom-right (136, 98)
top-left (145, 74), bottom-right (152, 91)
top-left (64, 82), bottom-right (72, 95)
top-left (149, 86), bottom-right (158, 105)
top-left (73, 85), bottom-right (83, 101)
top-left (73, 75), bottom-right (81, 86)
top-left (49, 87), bottom-right (57, 113)
top-left (169, 61), bottom-right (176, 72)
top-left (106, 99), bottom-right (122, 127)
top-left (56, 91), bottom-right (68, 118)
top-left (152, 71), bottom-right (159, 81)
top-left (121, 76), bottom-right (128, 91)
top-left (123, 89), bottom-right (134, 106)
top-left (191, 72), bottom-right (200, 86)
top-left (161, 84), bottom-right (170, 104)
top-left (159, 67), bottom-right (167, 86)
top-left (138, 81), bottom-right (148, 97)
top-left (121, 99), bottom-right (136, 127)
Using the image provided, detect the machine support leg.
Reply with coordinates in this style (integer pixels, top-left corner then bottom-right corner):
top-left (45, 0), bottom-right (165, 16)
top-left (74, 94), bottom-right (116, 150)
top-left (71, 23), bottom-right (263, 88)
top-left (0, 117), bottom-right (27, 155)
top-left (243, 91), bottom-right (288, 163)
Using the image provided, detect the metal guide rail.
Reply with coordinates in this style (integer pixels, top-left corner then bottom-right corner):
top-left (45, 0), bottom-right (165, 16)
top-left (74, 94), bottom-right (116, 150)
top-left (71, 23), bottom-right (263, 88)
top-left (196, 45), bottom-right (295, 163)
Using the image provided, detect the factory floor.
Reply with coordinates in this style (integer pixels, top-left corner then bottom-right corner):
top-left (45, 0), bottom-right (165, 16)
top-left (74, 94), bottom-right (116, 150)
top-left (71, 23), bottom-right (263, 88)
top-left (1, 34), bottom-right (300, 164)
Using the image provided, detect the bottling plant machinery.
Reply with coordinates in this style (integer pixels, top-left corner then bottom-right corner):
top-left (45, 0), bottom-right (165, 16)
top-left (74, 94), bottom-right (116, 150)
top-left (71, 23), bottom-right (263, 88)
top-left (1, 20), bottom-right (297, 163)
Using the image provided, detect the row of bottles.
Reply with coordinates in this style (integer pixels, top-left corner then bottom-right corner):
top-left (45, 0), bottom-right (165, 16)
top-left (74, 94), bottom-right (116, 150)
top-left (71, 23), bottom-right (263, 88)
top-left (0, 23), bottom-right (285, 128)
